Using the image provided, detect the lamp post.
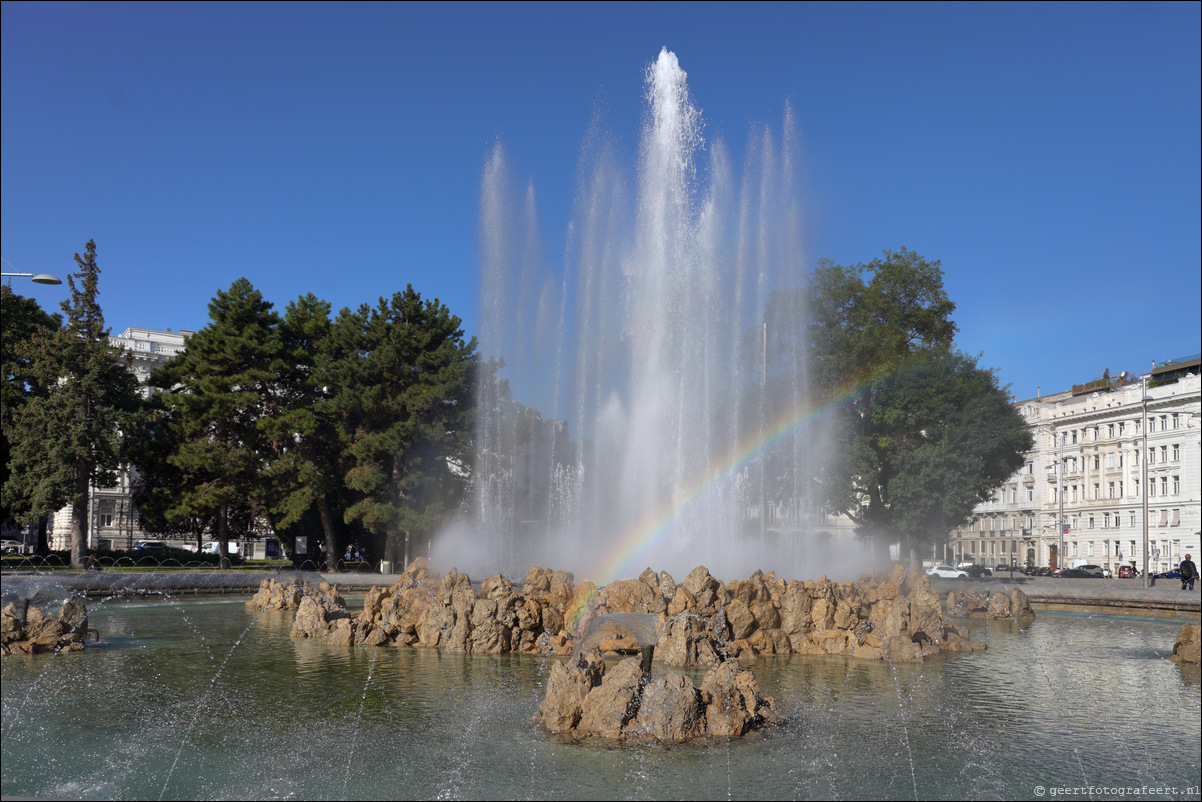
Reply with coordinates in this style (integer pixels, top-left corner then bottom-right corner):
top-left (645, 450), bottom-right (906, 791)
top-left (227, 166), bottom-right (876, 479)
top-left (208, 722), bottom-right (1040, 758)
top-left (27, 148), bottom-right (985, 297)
top-left (1, 271), bottom-right (63, 285)
top-left (1141, 374), bottom-right (1150, 588)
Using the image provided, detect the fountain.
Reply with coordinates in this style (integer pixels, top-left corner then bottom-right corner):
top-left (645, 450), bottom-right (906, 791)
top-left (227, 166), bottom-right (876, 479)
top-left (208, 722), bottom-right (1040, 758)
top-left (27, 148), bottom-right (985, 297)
top-left (448, 47), bottom-right (830, 583)
top-left (2, 582), bottom-right (1199, 799)
top-left (3, 50), bottom-right (1201, 800)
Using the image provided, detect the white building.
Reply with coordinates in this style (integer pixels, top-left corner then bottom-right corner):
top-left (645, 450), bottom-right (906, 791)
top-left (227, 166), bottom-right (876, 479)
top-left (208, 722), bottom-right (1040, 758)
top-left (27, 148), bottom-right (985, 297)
top-left (949, 355), bottom-right (1201, 574)
top-left (50, 327), bottom-right (193, 551)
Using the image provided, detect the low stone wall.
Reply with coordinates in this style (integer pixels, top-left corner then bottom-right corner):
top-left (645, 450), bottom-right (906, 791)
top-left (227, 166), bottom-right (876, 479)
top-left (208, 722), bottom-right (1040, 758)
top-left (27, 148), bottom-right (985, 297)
top-left (253, 560), bottom-right (999, 665)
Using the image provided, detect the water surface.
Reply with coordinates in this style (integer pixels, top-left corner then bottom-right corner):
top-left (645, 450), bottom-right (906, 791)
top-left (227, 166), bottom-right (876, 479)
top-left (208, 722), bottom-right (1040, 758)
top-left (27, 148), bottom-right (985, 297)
top-left (2, 598), bottom-right (1198, 800)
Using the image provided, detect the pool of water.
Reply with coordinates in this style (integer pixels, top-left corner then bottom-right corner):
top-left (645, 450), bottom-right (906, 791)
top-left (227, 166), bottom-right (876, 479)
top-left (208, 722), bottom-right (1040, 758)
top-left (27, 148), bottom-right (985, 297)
top-left (2, 597), bottom-right (1199, 800)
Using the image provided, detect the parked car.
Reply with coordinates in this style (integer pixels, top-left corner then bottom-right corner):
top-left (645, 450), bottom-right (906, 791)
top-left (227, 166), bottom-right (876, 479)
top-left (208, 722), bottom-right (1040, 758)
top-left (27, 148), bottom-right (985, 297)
top-left (1076, 564), bottom-right (1105, 577)
top-left (926, 565), bottom-right (968, 580)
top-left (1057, 568), bottom-right (1104, 578)
top-left (962, 564), bottom-right (992, 578)
top-left (1, 539), bottom-right (23, 554)
top-left (201, 542), bottom-right (240, 555)
top-left (1154, 569), bottom-right (1182, 580)
top-left (1118, 565), bottom-right (1136, 579)
top-left (132, 540), bottom-right (169, 553)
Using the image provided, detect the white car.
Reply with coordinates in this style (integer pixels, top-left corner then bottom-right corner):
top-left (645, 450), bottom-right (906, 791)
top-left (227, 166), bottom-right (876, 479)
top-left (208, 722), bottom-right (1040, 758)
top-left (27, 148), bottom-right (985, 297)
top-left (926, 565), bottom-right (968, 580)
top-left (1, 539), bottom-right (23, 554)
top-left (201, 542), bottom-right (240, 555)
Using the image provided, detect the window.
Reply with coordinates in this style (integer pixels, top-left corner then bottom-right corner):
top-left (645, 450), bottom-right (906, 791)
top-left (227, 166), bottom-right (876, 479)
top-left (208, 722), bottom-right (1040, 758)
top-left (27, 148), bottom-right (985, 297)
top-left (1172, 444), bottom-right (1179, 460)
top-left (1118, 481), bottom-right (1123, 498)
top-left (1072, 486), bottom-right (1078, 502)
top-left (1088, 517), bottom-right (1095, 530)
top-left (1103, 512), bottom-right (1110, 528)
top-left (1088, 541), bottom-right (1094, 555)
top-left (1160, 415), bottom-right (1168, 431)
top-left (1108, 482), bottom-right (1115, 499)
top-left (1172, 413), bottom-right (1179, 429)
top-left (1149, 448), bottom-right (1155, 464)
top-left (1173, 476), bottom-right (1180, 494)
top-left (1072, 430), bottom-right (1078, 444)
top-left (1134, 479), bottom-right (1140, 497)
top-left (1093, 456), bottom-right (1100, 470)
top-left (1161, 477), bottom-right (1169, 495)
top-left (1119, 422), bottom-right (1125, 436)
top-left (1108, 424), bottom-right (1115, 438)
top-left (1026, 487), bottom-right (1034, 502)
top-left (1107, 453), bottom-right (1115, 468)
top-left (1160, 445), bottom-right (1168, 461)
top-left (99, 513), bottom-right (113, 527)
top-left (1093, 483), bottom-right (1099, 500)
top-left (1150, 481), bottom-right (1156, 497)
top-left (1093, 426), bottom-right (1100, 441)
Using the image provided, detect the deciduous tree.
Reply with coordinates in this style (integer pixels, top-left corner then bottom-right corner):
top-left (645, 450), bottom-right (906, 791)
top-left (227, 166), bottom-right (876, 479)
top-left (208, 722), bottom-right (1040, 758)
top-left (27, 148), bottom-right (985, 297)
top-left (806, 248), bottom-right (1031, 565)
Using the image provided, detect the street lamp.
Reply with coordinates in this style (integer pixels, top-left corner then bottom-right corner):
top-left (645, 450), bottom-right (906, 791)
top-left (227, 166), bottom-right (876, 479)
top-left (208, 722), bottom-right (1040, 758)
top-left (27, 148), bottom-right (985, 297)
top-left (2, 271), bottom-right (63, 285)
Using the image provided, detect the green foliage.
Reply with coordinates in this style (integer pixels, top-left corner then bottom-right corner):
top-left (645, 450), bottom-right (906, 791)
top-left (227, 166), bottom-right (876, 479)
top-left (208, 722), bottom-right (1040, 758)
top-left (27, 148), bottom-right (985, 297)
top-left (145, 278), bottom-right (280, 565)
top-left (134, 280), bottom-right (477, 569)
top-left (806, 248), bottom-right (1031, 560)
top-left (329, 286), bottom-right (477, 563)
top-left (1, 285), bottom-right (61, 527)
top-left (2, 241), bottom-right (144, 568)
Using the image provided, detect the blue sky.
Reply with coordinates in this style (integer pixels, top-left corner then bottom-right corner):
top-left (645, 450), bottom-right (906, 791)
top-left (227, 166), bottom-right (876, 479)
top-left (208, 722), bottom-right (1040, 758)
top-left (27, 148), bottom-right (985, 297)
top-left (3, 2), bottom-right (1199, 405)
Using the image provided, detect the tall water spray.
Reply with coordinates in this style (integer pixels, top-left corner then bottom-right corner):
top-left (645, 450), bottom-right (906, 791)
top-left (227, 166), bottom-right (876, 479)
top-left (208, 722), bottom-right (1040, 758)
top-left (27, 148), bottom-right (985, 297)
top-left (445, 49), bottom-right (831, 581)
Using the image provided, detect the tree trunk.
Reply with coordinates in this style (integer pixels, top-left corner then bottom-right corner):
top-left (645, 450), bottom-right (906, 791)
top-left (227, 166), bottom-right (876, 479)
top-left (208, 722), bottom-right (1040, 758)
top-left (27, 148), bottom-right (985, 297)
top-left (36, 517), bottom-right (50, 557)
top-left (70, 457), bottom-right (89, 569)
top-left (908, 544), bottom-right (920, 575)
top-left (317, 496), bottom-right (342, 572)
top-left (217, 501), bottom-right (230, 569)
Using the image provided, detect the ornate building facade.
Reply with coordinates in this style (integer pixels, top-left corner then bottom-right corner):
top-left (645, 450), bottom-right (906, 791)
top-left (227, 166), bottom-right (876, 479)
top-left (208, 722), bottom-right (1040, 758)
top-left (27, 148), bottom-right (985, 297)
top-left (949, 355), bottom-right (1200, 574)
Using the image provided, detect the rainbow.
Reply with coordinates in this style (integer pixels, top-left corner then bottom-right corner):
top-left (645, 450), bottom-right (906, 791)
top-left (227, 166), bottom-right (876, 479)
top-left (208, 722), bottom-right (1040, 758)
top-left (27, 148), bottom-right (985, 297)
top-left (564, 383), bottom-right (867, 632)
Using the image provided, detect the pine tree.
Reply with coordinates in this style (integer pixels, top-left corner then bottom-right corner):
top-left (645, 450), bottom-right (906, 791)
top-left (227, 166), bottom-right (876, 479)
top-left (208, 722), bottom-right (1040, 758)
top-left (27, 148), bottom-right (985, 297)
top-left (332, 286), bottom-right (476, 566)
top-left (149, 278), bottom-right (280, 568)
top-left (4, 241), bottom-right (143, 567)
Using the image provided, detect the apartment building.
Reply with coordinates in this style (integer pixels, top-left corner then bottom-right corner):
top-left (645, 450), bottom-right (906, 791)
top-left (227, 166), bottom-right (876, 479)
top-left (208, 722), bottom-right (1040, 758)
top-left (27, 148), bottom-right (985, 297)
top-left (949, 355), bottom-right (1200, 574)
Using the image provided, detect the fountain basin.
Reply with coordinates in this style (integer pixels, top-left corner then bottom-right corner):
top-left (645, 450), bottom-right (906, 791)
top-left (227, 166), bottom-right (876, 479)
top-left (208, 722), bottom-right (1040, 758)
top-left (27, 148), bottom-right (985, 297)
top-left (2, 595), bottom-right (1198, 800)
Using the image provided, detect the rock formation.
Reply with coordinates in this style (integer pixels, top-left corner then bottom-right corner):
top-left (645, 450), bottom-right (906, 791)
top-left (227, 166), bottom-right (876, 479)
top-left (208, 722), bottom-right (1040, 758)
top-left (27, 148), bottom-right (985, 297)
top-left (247, 577), bottom-right (305, 611)
top-left (268, 559), bottom-right (989, 665)
top-left (536, 647), bottom-right (784, 742)
top-left (1170, 623), bottom-right (1200, 664)
top-left (1, 597), bottom-right (92, 655)
top-left (945, 587), bottom-right (1036, 625)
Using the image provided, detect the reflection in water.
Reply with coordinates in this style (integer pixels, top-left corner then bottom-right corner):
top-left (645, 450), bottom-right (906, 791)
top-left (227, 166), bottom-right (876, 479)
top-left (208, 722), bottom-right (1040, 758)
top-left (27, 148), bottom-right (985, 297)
top-left (2, 599), bottom-right (1199, 800)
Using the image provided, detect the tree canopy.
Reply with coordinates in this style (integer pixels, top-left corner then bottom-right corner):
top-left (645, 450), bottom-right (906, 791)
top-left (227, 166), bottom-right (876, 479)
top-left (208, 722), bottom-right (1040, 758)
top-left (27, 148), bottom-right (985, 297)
top-left (804, 248), bottom-right (1032, 564)
top-left (135, 280), bottom-right (477, 569)
top-left (3, 241), bottom-right (144, 567)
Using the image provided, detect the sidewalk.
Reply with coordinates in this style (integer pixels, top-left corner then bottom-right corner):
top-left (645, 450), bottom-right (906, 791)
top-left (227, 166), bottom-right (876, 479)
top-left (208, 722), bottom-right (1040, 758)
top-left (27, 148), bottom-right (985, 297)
top-left (932, 575), bottom-right (1200, 618)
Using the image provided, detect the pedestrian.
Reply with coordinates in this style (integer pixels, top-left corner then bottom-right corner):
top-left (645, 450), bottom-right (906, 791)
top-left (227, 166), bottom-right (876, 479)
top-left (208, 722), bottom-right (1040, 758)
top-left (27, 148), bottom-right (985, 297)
top-left (1179, 554), bottom-right (1197, 591)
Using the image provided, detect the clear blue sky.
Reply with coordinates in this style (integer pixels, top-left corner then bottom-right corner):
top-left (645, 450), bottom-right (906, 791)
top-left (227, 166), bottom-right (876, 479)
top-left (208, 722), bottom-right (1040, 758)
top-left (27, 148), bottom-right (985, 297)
top-left (4, 2), bottom-right (1199, 404)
